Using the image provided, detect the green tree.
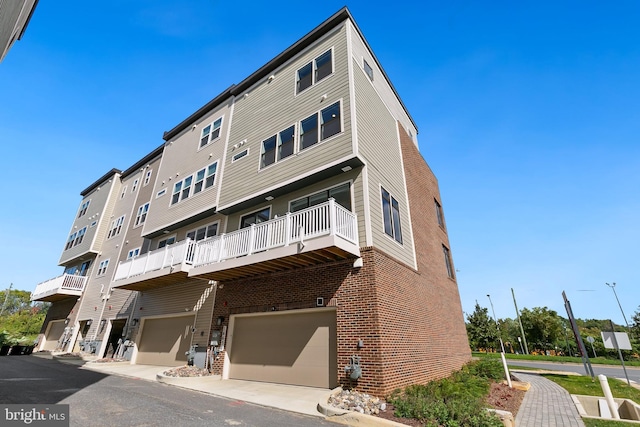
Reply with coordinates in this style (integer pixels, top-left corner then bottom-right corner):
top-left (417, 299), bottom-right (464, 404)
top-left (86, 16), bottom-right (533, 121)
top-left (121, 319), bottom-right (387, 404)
top-left (0, 287), bottom-right (47, 345)
top-left (466, 303), bottom-right (498, 351)
top-left (519, 307), bottom-right (563, 353)
top-left (631, 306), bottom-right (640, 340)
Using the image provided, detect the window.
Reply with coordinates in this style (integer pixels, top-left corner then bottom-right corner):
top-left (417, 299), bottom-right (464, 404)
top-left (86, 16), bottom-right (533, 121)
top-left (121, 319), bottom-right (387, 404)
top-left (260, 125), bottom-right (295, 169)
top-left (381, 188), bottom-right (402, 244)
top-left (74, 227), bottom-right (87, 246)
top-left (363, 59), bottom-right (374, 81)
top-left (300, 101), bottom-right (341, 150)
top-left (186, 222), bottom-right (218, 242)
top-left (261, 135), bottom-right (277, 168)
top-left (193, 168), bottom-right (205, 194)
top-left (90, 221), bottom-right (97, 228)
top-left (171, 181), bottom-right (182, 205)
top-left (232, 149), bottom-right (248, 162)
top-left (120, 186), bottom-right (127, 199)
top-left (240, 207), bottom-right (270, 228)
top-left (127, 248), bottom-right (140, 259)
top-left (296, 49), bottom-right (333, 94)
top-left (278, 126), bottom-right (295, 161)
top-left (158, 236), bottom-right (176, 249)
top-left (77, 200), bottom-right (90, 218)
top-left (107, 215), bottom-right (125, 239)
top-left (290, 183), bottom-right (351, 212)
top-left (134, 203), bottom-right (149, 226)
top-left (205, 163), bottom-right (217, 189)
top-left (65, 232), bottom-right (77, 250)
top-left (200, 117), bottom-right (223, 148)
top-left (97, 259), bottom-right (109, 276)
top-left (435, 199), bottom-right (444, 228)
top-left (443, 245), bottom-right (454, 278)
top-left (181, 175), bottom-right (193, 200)
top-left (156, 188), bottom-right (166, 198)
top-left (143, 169), bottom-right (153, 186)
top-left (131, 179), bottom-right (139, 193)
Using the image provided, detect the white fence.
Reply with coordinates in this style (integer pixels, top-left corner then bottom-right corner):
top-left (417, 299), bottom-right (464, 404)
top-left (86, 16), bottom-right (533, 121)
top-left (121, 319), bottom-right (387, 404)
top-left (194, 199), bottom-right (357, 267)
top-left (114, 238), bottom-right (197, 281)
top-left (31, 274), bottom-right (87, 300)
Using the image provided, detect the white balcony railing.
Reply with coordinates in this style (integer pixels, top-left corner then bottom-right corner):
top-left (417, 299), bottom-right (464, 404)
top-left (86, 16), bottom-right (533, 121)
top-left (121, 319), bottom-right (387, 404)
top-left (31, 274), bottom-right (87, 301)
top-left (114, 238), bottom-right (197, 281)
top-left (193, 199), bottom-right (358, 268)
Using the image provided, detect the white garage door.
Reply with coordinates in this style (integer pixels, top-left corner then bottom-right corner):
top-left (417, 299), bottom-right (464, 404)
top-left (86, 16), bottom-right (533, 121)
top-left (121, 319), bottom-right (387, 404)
top-left (42, 320), bottom-right (66, 351)
top-left (229, 309), bottom-right (337, 388)
top-left (136, 315), bottom-right (195, 366)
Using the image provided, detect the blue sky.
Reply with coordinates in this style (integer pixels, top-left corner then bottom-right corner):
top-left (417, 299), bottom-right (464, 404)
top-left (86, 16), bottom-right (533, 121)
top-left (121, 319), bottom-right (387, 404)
top-left (1, 1), bottom-right (639, 325)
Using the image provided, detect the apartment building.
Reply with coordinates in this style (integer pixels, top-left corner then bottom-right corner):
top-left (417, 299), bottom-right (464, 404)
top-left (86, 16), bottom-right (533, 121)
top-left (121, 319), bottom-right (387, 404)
top-left (32, 7), bottom-right (470, 396)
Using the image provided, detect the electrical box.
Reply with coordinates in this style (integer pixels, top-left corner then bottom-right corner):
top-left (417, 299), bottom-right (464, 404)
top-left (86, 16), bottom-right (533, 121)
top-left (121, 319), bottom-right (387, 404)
top-left (210, 330), bottom-right (221, 347)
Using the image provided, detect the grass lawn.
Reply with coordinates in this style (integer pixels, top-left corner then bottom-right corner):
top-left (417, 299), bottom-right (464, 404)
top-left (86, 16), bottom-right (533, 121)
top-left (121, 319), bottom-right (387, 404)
top-left (541, 374), bottom-right (640, 402)
top-left (583, 419), bottom-right (636, 427)
top-left (473, 351), bottom-right (640, 367)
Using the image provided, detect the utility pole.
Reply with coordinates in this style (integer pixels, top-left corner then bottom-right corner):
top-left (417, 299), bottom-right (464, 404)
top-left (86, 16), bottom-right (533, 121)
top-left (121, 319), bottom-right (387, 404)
top-left (605, 283), bottom-right (630, 332)
top-left (487, 294), bottom-right (506, 353)
top-left (0, 283), bottom-right (13, 316)
top-left (511, 288), bottom-right (529, 354)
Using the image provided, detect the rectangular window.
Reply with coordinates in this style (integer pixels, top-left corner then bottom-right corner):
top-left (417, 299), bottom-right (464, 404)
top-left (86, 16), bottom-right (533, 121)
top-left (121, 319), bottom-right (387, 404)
top-left (186, 222), bottom-right (218, 242)
top-left (200, 117), bottom-right (223, 148)
top-left (320, 102), bottom-right (341, 140)
top-left (74, 227), bottom-right (87, 246)
top-left (127, 248), bottom-right (140, 259)
top-left (156, 188), bottom-right (166, 198)
top-left (290, 183), bottom-right (351, 212)
top-left (181, 175), bottom-right (193, 200)
top-left (77, 200), bottom-right (91, 218)
top-left (107, 215), bottom-right (125, 239)
top-left (278, 126), bottom-right (295, 160)
top-left (240, 207), bottom-right (271, 229)
top-left (205, 163), bottom-right (217, 189)
top-left (65, 232), bottom-right (77, 250)
top-left (443, 245), bottom-right (454, 278)
top-left (232, 149), bottom-right (248, 162)
top-left (171, 181), bottom-right (182, 205)
top-left (134, 203), bottom-right (149, 227)
top-left (90, 221), bottom-right (97, 228)
top-left (143, 169), bottom-right (153, 186)
top-left (364, 59), bottom-right (374, 81)
top-left (158, 236), bottom-right (176, 249)
top-left (435, 199), bottom-right (444, 228)
top-left (120, 186), bottom-right (127, 199)
top-left (131, 179), bottom-right (139, 193)
top-left (296, 49), bottom-right (333, 94)
top-left (261, 135), bottom-right (277, 168)
top-left (97, 259), bottom-right (109, 276)
top-left (193, 168), bottom-right (205, 194)
top-left (381, 188), bottom-right (402, 244)
top-left (300, 114), bottom-right (318, 150)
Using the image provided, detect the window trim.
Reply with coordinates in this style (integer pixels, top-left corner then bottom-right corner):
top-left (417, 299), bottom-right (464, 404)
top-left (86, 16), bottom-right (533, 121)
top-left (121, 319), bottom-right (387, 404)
top-left (120, 185), bottom-right (127, 199)
top-left (299, 100), bottom-right (342, 152)
top-left (288, 180), bottom-right (353, 213)
top-left (131, 178), bottom-right (139, 193)
top-left (239, 206), bottom-right (272, 229)
top-left (295, 47), bottom-right (334, 95)
top-left (363, 58), bottom-right (374, 81)
top-left (96, 259), bottom-right (110, 277)
top-left (199, 116), bottom-right (223, 150)
top-left (127, 248), bottom-right (141, 260)
top-left (157, 235), bottom-right (176, 250)
top-left (186, 221), bottom-right (220, 242)
top-left (156, 188), bottom-right (166, 198)
top-left (232, 148), bottom-right (249, 162)
top-left (77, 200), bottom-right (91, 218)
top-left (143, 169), bottom-right (153, 186)
top-left (134, 202), bottom-right (150, 227)
top-left (107, 215), bottom-right (125, 239)
top-left (260, 124), bottom-right (295, 169)
top-left (380, 187), bottom-right (403, 244)
top-left (169, 161), bottom-right (218, 207)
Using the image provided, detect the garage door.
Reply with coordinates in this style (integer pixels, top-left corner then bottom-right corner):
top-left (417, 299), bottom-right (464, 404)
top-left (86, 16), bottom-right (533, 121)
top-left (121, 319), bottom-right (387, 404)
top-left (136, 315), bottom-right (195, 366)
top-left (42, 320), bottom-right (66, 351)
top-left (229, 309), bottom-right (337, 388)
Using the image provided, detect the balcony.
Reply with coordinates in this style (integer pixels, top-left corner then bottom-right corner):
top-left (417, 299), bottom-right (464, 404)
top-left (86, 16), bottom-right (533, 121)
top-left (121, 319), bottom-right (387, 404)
top-left (189, 199), bottom-right (360, 281)
top-left (112, 239), bottom-right (197, 291)
top-left (31, 274), bottom-right (87, 302)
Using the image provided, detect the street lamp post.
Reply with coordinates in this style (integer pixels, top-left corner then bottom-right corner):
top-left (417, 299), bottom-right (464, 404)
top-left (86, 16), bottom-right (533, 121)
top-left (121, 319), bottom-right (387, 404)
top-left (605, 283), bottom-right (630, 331)
top-left (487, 294), bottom-right (506, 353)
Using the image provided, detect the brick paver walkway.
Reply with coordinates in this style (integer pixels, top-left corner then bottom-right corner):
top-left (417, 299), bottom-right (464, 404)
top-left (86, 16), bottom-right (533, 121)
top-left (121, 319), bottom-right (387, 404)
top-left (515, 372), bottom-right (586, 427)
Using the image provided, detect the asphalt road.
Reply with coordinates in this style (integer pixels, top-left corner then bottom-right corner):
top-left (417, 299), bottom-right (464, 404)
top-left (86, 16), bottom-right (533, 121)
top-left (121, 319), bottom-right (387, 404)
top-left (0, 356), bottom-right (335, 427)
top-left (506, 359), bottom-right (640, 384)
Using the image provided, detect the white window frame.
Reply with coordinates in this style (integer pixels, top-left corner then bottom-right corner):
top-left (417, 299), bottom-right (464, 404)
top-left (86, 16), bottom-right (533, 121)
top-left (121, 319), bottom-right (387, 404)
top-left (363, 58), bottom-right (374, 81)
top-left (157, 235), bottom-right (176, 249)
top-left (73, 226), bottom-right (87, 246)
top-left (143, 169), bottom-right (153, 186)
top-left (232, 148), bottom-right (249, 162)
top-left (120, 185), bottom-right (127, 199)
top-left (381, 187), bottom-right (403, 244)
top-left (107, 215), bottom-right (125, 239)
top-left (134, 202), bottom-right (150, 227)
top-left (199, 116), bottom-right (223, 149)
top-left (239, 206), bottom-right (271, 229)
top-left (295, 48), bottom-right (334, 95)
top-left (127, 248), bottom-right (141, 260)
top-left (131, 178), bottom-right (139, 193)
top-left (288, 181), bottom-right (353, 213)
top-left (186, 221), bottom-right (220, 242)
top-left (156, 188), bottom-right (166, 198)
top-left (299, 100), bottom-right (342, 151)
top-left (260, 125), bottom-right (295, 169)
top-left (65, 232), bottom-right (77, 250)
top-left (77, 200), bottom-right (91, 218)
top-left (97, 259), bottom-right (110, 276)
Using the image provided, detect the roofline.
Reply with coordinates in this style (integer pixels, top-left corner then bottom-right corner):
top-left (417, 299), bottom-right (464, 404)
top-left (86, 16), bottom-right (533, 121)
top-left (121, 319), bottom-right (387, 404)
top-left (120, 144), bottom-right (164, 179)
top-left (18, 0), bottom-right (40, 41)
top-left (163, 7), bottom-right (417, 141)
top-left (80, 168), bottom-right (122, 197)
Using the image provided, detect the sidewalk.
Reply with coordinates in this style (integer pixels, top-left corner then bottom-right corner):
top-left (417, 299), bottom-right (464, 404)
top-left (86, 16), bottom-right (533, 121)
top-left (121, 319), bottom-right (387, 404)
top-left (515, 371), bottom-right (586, 427)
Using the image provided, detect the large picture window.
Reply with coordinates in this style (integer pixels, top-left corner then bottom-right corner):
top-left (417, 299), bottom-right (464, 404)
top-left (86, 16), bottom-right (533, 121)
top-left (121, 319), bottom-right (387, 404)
top-left (240, 207), bottom-right (270, 228)
top-left (290, 183), bottom-right (351, 212)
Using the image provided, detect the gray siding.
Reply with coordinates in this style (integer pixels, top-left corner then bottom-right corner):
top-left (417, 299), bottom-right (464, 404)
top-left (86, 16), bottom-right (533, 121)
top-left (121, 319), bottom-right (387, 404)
top-left (133, 281), bottom-right (216, 349)
top-left (143, 99), bottom-right (232, 236)
top-left (353, 57), bottom-right (416, 268)
top-left (219, 23), bottom-right (354, 210)
top-left (59, 174), bottom-right (120, 266)
top-left (348, 21), bottom-right (418, 146)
